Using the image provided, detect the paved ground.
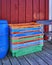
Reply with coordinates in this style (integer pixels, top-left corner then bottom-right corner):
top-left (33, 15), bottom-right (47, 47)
top-left (0, 41), bottom-right (52, 65)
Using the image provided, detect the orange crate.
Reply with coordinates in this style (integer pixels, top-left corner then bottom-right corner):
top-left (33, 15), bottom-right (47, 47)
top-left (9, 22), bottom-right (43, 29)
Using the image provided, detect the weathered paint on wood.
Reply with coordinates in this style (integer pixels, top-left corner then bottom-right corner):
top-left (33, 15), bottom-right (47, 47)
top-left (0, 0), bottom-right (49, 39)
top-left (33, 0), bottom-right (40, 21)
top-left (26, 0), bottom-right (32, 23)
top-left (19, 0), bottom-right (25, 23)
top-left (0, 0), bottom-right (2, 19)
top-left (6, 0), bottom-right (11, 23)
top-left (0, 0), bottom-right (49, 24)
top-left (2, 0), bottom-right (7, 19)
top-left (40, 0), bottom-right (45, 20)
top-left (0, 42), bottom-right (52, 65)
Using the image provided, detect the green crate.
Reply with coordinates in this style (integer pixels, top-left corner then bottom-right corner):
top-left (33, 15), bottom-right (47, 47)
top-left (12, 35), bottom-right (43, 43)
top-left (11, 44), bottom-right (43, 57)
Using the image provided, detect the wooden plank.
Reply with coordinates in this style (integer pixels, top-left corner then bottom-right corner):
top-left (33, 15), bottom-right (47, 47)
top-left (0, 60), bottom-right (2, 65)
top-left (40, 0), bottom-right (49, 40)
top-left (36, 52), bottom-right (52, 65)
top-left (45, 33), bottom-right (52, 37)
top-left (44, 45), bottom-right (52, 51)
top-left (0, 0), bottom-right (2, 19)
top-left (7, 0), bottom-right (19, 24)
top-left (17, 56), bottom-right (30, 65)
top-left (30, 53), bottom-right (48, 65)
top-left (43, 47), bottom-right (52, 54)
top-left (2, 56), bottom-right (11, 65)
top-left (2, 0), bottom-right (7, 19)
top-left (44, 41), bottom-right (52, 45)
top-left (11, 0), bottom-right (16, 24)
top-left (15, 0), bottom-right (19, 23)
top-left (45, 0), bottom-right (49, 20)
top-left (44, 44), bottom-right (52, 50)
top-left (40, 0), bottom-right (45, 20)
top-left (44, 0), bottom-right (49, 40)
top-left (6, 0), bottom-right (11, 24)
top-left (41, 50), bottom-right (52, 60)
top-left (33, 0), bottom-right (40, 21)
top-left (24, 55), bottom-right (41, 65)
top-left (8, 55), bottom-right (20, 65)
top-left (19, 0), bottom-right (25, 23)
top-left (26, 0), bottom-right (32, 23)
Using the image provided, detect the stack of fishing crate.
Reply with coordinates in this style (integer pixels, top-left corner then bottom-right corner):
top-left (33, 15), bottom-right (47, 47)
top-left (9, 22), bottom-right (44, 57)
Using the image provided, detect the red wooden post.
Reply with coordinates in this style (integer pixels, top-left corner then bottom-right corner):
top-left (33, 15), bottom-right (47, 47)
top-left (44, 0), bottom-right (49, 40)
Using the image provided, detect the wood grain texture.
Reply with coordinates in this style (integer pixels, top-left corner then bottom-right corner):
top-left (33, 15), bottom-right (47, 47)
top-left (2, 57), bottom-right (11, 65)
top-left (26, 0), bottom-right (32, 23)
top-left (40, 0), bottom-right (45, 20)
top-left (2, 0), bottom-right (7, 19)
top-left (0, 0), bottom-right (49, 39)
top-left (19, 0), bottom-right (25, 23)
top-left (44, 0), bottom-right (49, 40)
top-left (29, 54), bottom-right (47, 65)
top-left (15, 0), bottom-right (19, 23)
top-left (6, 0), bottom-right (11, 23)
top-left (33, 0), bottom-right (40, 21)
top-left (11, 0), bottom-right (16, 23)
top-left (0, 0), bottom-right (2, 19)
top-left (0, 42), bottom-right (52, 65)
top-left (17, 56), bottom-right (30, 65)
top-left (24, 55), bottom-right (39, 65)
top-left (0, 0), bottom-right (49, 24)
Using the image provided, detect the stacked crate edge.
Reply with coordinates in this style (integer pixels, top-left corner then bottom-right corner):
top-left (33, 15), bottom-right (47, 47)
top-left (9, 22), bottom-right (44, 57)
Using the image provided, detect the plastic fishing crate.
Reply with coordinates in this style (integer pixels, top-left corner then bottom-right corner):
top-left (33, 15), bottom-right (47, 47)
top-left (11, 31), bottom-right (43, 37)
top-left (11, 44), bottom-right (43, 57)
top-left (9, 22), bottom-right (44, 57)
top-left (9, 22), bottom-right (43, 29)
top-left (10, 27), bottom-right (43, 33)
top-left (11, 35), bottom-right (43, 43)
top-left (11, 40), bottom-right (44, 50)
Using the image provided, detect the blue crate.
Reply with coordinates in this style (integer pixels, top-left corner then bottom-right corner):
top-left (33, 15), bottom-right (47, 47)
top-left (11, 40), bottom-right (44, 49)
top-left (11, 27), bottom-right (43, 32)
top-left (11, 32), bottom-right (43, 37)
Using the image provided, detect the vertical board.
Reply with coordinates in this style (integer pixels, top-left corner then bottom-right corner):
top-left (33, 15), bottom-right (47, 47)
top-left (19, 0), bottom-right (25, 23)
top-left (6, 0), bottom-right (11, 23)
top-left (15, 0), bottom-right (19, 23)
top-left (46, 0), bottom-right (49, 20)
top-left (0, 0), bottom-right (2, 19)
top-left (33, 0), bottom-right (40, 21)
top-left (44, 0), bottom-right (49, 40)
top-left (2, 0), bottom-right (7, 19)
top-left (0, 0), bottom-right (49, 25)
top-left (11, 0), bottom-right (16, 24)
top-left (26, 0), bottom-right (32, 23)
top-left (40, 0), bottom-right (45, 20)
